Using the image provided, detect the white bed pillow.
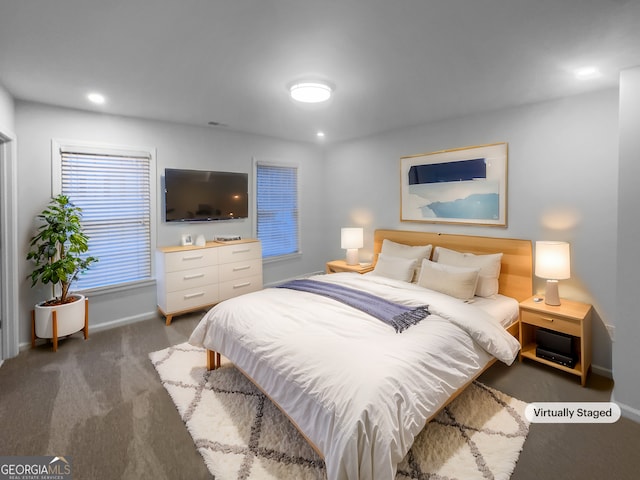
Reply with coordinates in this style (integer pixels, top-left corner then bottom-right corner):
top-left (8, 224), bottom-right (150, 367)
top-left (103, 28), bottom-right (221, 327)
top-left (432, 246), bottom-right (503, 297)
top-left (417, 259), bottom-right (480, 300)
top-left (380, 239), bottom-right (432, 282)
top-left (371, 253), bottom-right (417, 282)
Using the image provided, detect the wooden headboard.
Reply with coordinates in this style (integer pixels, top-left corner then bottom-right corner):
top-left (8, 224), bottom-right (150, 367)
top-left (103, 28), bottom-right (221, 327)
top-left (373, 229), bottom-right (533, 302)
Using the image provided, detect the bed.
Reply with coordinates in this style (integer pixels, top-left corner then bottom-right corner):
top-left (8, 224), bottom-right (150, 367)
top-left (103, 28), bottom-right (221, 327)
top-left (189, 229), bottom-right (532, 480)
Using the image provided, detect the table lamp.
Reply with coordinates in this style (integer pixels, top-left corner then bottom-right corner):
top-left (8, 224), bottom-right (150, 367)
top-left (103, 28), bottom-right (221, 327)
top-left (341, 228), bottom-right (363, 266)
top-left (535, 241), bottom-right (570, 306)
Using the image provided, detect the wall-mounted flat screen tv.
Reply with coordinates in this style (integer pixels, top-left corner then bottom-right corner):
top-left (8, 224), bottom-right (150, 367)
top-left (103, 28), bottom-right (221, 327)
top-left (164, 168), bottom-right (248, 222)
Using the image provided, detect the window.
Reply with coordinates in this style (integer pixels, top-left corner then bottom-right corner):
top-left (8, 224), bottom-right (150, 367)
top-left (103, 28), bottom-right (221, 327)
top-left (53, 141), bottom-right (155, 290)
top-left (255, 161), bottom-right (300, 259)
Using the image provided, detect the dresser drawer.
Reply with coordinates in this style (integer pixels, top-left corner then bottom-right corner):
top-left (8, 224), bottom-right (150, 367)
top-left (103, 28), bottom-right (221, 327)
top-left (521, 309), bottom-right (581, 336)
top-left (219, 274), bottom-right (263, 301)
top-left (163, 248), bottom-right (219, 272)
top-left (218, 242), bottom-right (261, 264)
top-left (219, 258), bottom-right (262, 281)
top-left (165, 265), bottom-right (218, 293)
top-left (165, 284), bottom-right (219, 312)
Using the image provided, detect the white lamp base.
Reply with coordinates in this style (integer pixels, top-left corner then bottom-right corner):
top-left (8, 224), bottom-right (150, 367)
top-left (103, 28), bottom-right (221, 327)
top-left (345, 249), bottom-right (359, 266)
top-left (544, 280), bottom-right (561, 306)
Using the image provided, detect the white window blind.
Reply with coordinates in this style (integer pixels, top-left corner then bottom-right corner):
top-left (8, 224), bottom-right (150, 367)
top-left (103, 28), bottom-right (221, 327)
top-left (60, 150), bottom-right (152, 290)
top-left (256, 163), bottom-right (299, 259)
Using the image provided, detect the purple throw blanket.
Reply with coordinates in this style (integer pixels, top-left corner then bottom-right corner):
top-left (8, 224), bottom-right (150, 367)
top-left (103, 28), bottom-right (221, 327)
top-left (276, 279), bottom-right (429, 333)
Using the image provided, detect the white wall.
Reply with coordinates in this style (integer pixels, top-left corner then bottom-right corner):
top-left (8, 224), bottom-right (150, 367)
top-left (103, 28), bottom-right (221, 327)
top-left (324, 89), bottom-right (619, 375)
top-left (615, 66), bottom-right (640, 421)
top-left (15, 101), bottom-right (327, 346)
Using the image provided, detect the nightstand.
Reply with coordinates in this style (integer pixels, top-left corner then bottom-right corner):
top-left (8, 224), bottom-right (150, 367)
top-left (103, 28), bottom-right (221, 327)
top-left (325, 260), bottom-right (374, 274)
top-left (519, 296), bottom-right (592, 386)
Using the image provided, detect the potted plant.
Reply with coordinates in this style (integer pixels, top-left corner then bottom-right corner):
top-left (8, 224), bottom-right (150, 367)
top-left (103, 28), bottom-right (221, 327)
top-left (27, 194), bottom-right (98, 349)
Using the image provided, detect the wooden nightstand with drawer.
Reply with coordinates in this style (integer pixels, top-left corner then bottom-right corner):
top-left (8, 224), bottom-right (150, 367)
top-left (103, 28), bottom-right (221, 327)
top-left (325, 260), bottom-right (374, 274)
top-left (519, 296), bottom-right (592, 386)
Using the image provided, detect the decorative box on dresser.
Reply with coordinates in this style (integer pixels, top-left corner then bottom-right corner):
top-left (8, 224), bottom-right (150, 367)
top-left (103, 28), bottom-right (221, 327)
top-left (156, 239), bottom-right (262, 325)
top-left (519, 296), bottom-right (592, 386)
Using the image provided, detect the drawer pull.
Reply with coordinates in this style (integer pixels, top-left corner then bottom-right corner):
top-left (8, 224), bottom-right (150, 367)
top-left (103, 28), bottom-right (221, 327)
top-left (233, 265), bottom-right (251, 272)
top-left (182, 254), bottom-right (204, 261)
top-left (232, 249), bottom-right (251, 254)
top-left (233, 282), bottom-right (251, 289)
top-left (183, 292), bottom-right (205, 299)
top-left (541, 316), bottom-right (555, 323)
top-left (183, 273), bottom-right (205, 280)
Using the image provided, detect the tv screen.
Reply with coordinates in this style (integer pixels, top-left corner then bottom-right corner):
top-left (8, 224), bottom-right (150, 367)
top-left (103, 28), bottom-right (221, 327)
top-left (164, 168), bottom-right (248, 222)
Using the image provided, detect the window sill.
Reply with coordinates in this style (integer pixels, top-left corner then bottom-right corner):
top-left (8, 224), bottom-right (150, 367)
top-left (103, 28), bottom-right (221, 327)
top-left (262, 252), bottom-right (302, 264)
top-left (75, 279), bottom-right (156, 298)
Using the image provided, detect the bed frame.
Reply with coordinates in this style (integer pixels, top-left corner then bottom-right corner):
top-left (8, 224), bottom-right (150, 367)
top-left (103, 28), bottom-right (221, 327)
top-left (204, 229), bottom-right (533, 459)
top-left (208, 229), bottom-right (532, 365)
top-left (373, 229), bottom-right (533, 303)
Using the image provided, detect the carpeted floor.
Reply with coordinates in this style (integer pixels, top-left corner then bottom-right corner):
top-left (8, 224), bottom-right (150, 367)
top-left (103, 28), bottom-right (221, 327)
top-left (150, 343), bottom-right (530, 480)
top-left (1, 312), bottom-right (640, 480)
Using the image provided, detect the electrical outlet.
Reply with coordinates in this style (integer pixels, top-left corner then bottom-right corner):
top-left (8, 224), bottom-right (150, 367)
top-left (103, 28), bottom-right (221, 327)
top-left (606, 324), bottom-right (615, 341)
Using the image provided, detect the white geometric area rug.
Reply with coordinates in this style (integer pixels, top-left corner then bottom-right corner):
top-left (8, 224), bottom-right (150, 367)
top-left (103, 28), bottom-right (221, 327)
top-left (150, 343), bottom-right (530, 480)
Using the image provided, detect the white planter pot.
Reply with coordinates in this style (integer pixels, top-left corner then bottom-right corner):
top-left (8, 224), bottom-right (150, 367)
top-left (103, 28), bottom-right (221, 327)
top-left (34, 294), bottom-right (86, 339)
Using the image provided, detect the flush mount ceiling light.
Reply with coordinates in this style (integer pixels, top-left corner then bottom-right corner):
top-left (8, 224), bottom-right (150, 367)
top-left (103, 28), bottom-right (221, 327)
top-left (574, 66), bottom-right (601, 80)
top-left (289, 82), bottom-right (332, 103)
top-left (87, 92), bottom-right (106, 104)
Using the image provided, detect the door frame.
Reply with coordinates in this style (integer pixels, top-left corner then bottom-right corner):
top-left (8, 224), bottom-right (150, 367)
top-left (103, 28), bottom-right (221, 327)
top-left (0, 131), bottom-right (19, 359)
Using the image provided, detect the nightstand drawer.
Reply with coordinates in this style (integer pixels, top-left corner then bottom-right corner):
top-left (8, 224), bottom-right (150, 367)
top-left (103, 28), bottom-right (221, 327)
top-left (521, 310), bottom-right (581, 336)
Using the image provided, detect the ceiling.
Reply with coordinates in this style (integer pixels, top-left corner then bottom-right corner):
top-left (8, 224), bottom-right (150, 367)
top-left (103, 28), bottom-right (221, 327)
top-left (1, 0), bottom-right (639, 144)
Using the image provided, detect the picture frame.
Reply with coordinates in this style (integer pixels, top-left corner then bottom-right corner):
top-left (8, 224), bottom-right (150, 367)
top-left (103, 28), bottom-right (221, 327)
top-left (400, 142), bottom-right (508, 226)
top-left (181, 233), bottom-right (193, 246)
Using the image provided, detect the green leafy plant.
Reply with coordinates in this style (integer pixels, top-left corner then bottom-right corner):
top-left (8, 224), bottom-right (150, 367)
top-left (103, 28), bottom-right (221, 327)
top-left (27, 194), bottom-right (98, 305)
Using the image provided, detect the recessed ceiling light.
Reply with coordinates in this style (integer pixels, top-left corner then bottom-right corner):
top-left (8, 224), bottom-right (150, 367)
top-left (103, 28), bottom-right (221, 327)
top-left (289, 82), bottom-right (332, 103)
top-left (87, 92), bottom-right (106, 104)
top-left (574, 67), bottom-right (601, 80)
top-left (317, 131), bottom-right (325, 138)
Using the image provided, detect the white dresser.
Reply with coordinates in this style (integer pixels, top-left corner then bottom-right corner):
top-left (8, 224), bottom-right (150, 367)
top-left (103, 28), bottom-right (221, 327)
top-left (156, 239), bottom-right (262, 325)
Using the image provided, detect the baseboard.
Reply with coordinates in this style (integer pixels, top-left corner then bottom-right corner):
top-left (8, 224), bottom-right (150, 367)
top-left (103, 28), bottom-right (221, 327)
top-left (89, 311), bottom-right (159, 333)
top-left (614, 398), bottom-right (640, 423)
top-left (19, 310), bottom-right (158, 351)
top-left (591, 363), bottom-right (613, 379)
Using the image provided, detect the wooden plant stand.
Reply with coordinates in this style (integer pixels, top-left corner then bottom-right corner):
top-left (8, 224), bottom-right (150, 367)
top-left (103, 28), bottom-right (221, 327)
top-left (31, 297), bottom-right (89, 352)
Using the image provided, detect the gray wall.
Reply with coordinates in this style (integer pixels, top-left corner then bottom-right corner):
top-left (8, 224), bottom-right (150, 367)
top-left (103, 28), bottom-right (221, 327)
top-left (324, 89), bottom-right (619, 377)
top-left (615, 66), bottom-right (640, 421)
top-left (16, 101), bottom-right (327, 345)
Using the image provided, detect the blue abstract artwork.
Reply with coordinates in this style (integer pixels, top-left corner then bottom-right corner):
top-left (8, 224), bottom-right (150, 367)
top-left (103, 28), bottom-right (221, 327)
top-left (401, 143), bottom-right (507, 226)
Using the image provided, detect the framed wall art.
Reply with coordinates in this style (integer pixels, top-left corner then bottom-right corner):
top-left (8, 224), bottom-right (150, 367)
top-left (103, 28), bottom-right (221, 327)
top-left (400, 142), bottom-right (508, 226)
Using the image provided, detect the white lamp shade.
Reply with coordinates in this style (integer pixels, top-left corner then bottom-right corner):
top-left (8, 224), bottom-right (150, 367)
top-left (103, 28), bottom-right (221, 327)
top-left (341, 228), bottom-right (364, 249)
top-left (535, 241), bottom-right (571, 280)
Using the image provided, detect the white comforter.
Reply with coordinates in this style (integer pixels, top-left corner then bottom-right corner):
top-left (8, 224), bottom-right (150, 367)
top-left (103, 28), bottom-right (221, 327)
top-left (189, 272), bottom-right (520, 480)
